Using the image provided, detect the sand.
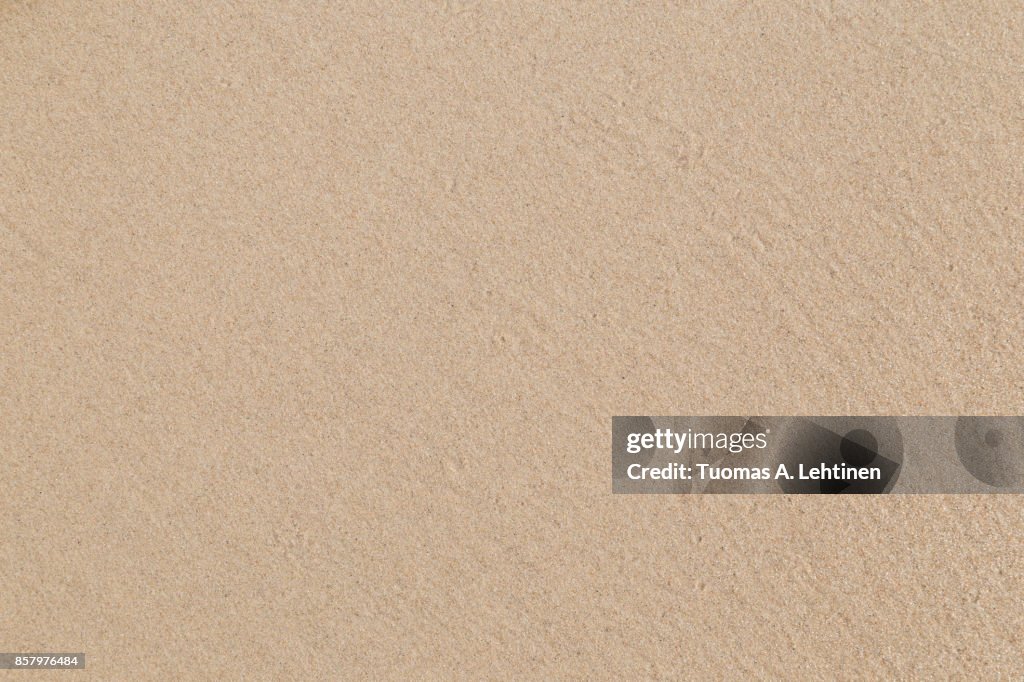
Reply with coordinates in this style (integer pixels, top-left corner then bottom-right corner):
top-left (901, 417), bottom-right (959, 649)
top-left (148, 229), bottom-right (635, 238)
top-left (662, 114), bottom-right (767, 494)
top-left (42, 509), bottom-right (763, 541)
top-left (2, 2), bottom-right (1022, 678)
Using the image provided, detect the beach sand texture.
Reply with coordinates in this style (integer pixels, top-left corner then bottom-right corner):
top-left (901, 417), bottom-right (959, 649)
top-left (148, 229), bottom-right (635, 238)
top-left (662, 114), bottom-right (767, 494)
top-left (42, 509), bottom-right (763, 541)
top-left (2, 2), bottom-right (1023, 678)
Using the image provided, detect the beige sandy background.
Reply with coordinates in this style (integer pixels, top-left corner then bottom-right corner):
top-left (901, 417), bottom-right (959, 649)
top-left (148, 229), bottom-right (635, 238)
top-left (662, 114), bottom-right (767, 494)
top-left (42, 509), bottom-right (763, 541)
top-left (2, 1), bottom-right (1023, 678)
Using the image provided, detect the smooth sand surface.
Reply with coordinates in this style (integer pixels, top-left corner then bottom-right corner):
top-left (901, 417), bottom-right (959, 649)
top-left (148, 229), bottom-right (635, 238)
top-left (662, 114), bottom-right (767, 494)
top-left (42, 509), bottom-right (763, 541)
top-left (2, 2), bottom-right (1023, 678)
